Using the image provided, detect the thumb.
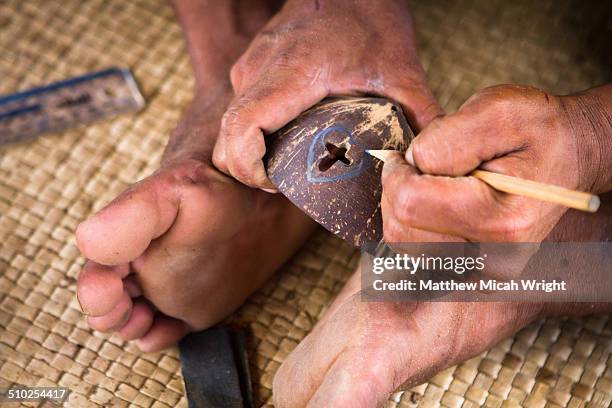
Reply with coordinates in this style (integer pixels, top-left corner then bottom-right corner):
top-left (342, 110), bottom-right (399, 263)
top-left (406, 110), bottom-right (521, 176)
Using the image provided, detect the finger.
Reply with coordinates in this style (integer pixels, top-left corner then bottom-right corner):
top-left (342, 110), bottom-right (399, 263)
top-left (87, 291), bottom-right (132, 332)
top-left (135, 316), bottom-right (190, 352)
top-left (76, 174), bottom-right (182, 265)
top-left (77, 261), bottom-right (129, 316)
top-left (406, 108), bottom-right (526, 176)
top-left (381, 185), bottom-right (464, 243)
top-left (215, 70), bottom-right (328, 189)
top-left (117, 300), bottom-right (154, 341)
top-left (382, 160), bottom-right (514, 241)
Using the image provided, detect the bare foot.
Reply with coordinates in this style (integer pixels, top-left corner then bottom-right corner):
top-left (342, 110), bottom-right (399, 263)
top-left (272, 269), bottom-right (544, 407)
top-left (273, 206), bottom-right (612, 407)
top-left (76, 90), bottom-right (316, 351)
top-left (273, 271), bottom-right (611, 408)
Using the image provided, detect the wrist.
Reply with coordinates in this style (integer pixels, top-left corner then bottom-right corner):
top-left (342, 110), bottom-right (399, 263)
top-left (560, 84), bottom-right (612, 194)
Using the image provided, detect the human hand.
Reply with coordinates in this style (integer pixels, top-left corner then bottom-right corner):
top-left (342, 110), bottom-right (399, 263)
top-left (213, 0), bottom-right (441, 190)
top-left (382, 84), bottom-right (612, 244)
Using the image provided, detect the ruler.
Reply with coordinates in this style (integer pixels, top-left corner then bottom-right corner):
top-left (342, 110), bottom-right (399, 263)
top-left (0, 68), bottom-right (145, 146)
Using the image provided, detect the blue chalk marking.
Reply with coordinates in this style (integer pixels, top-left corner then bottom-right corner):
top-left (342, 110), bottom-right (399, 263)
top-left (306, 125), bottom-right (371, 183)
top-left (0, 104), bottom-right (41, 121)
top-left (0, 68), bottom-right (126, 105)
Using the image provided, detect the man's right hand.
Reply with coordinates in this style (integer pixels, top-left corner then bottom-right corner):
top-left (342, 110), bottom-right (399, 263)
top-left (382, 84), bottom-right (612, 244)
top-left (213, 0), bottom-right (441, 190)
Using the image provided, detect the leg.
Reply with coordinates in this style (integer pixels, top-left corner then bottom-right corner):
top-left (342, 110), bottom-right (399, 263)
top-left (76, 0), bottom-right (316, 351)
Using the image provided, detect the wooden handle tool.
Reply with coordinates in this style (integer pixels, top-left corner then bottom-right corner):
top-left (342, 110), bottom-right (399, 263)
top-left (367, 149), bottom-right (600, 213)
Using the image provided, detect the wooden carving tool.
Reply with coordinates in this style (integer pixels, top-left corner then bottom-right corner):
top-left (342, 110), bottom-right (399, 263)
top-left (367, 149), bottom-right (600, 213)
top-left (265, 97), bottom-right (413, 247)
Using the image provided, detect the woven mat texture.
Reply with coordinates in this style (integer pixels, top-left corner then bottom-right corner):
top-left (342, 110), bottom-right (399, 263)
top-left (0, 0), bottom-right (610, 407)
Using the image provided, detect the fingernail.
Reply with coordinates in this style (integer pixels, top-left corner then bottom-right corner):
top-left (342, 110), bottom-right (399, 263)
top-left (405, 144), bottom-right (415, 166)
top-left (262, 188), bottom-right (278, 194)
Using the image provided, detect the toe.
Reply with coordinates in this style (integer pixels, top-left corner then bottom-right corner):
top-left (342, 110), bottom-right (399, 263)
top-left (77, 261), bottom-right (128, 316)
top-left (75, 176), bottom-right (181, 265)
top-left (123, 275), bottom-right (142, 298)
top-left (135, 316), bottom-right (190, 352)
top-left (87, 291), bottom-right (132, 332)
top-left (307, 351), bottom-right (394, 408)
top-left (117, 300), bottom-right (154, 341)
top-left (273, 295), bottom-right (359, 407)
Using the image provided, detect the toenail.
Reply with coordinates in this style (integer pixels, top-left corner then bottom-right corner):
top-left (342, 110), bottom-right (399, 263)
top-left (76, 291), bottom-right (87, 315)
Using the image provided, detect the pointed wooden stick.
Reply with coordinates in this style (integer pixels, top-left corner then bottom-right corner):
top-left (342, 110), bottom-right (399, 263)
top-left (367, 149), bottom-right (600, 213)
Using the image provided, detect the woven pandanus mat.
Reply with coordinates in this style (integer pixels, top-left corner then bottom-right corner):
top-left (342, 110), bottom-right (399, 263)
top-left (0, 0), bottom-right (610, 407)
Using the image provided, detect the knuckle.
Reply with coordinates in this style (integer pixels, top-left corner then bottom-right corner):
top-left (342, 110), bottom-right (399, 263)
top-left (222, 105), bottom-right (240, 125)
top-left (465, 84), bottom-right (539, 114)
top-left (273, 48), bottom-right (297, 68)
top-left (259, 24), bottom-right (303, 48)
top-left (221, 102), bottom-right (249, 134)
top-left (228, 158), bottom-right (254, 184)
top-left (238, 136), bottom-right (266, 161)
top-left (460, 86), bottom-right (508, 112)
top-left (211, 147), bottom-right (227, 170)
top-left (488, 96), bottom-right (515, 115)
top-left (393, 187), bottom-right (417, 226)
